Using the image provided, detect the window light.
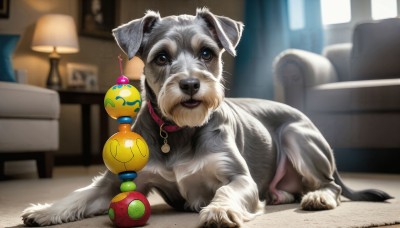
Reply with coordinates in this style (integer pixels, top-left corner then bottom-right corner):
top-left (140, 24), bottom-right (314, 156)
top-left (288, 0), bottom-right (305, 30)
top-left (321, 0), bottom-right (351, 25)
top-left (371, 0), bottom-right (397, 20)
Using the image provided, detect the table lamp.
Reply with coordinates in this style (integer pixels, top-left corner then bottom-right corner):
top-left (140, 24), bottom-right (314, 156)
top-left (124, 56), bottom-right (144, 88)
top-left (124, 56), bottom-right (145, 80)
top-left (32, 14), bottom-right (79, 89)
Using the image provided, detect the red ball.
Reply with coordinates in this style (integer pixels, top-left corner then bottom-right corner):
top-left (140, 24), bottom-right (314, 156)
top-left (108, 191), bottom-right (151, 227)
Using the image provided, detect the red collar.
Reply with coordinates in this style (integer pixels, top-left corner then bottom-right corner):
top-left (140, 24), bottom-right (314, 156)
top-left (147, 101), bottom-right (182, 132)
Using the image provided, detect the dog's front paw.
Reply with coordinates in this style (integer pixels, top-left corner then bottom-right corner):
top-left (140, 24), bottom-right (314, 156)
top-left (199, 205), bottom-right (244, 228)
top-left (22, 203), bottom-right (62, 226)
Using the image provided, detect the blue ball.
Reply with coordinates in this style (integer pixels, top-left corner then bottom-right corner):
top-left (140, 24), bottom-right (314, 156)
top-left (119, 171), bottom-right (137, 181)
top-left (117, 116), bottom-right (133, 124)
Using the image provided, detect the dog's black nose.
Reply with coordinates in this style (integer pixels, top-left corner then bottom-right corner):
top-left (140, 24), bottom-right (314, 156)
top-left (179, 78), bottom-right (200, 95)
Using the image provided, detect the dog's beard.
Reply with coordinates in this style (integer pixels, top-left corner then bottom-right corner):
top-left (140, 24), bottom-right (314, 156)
top-left (157, 73), bottom-right (224, 128)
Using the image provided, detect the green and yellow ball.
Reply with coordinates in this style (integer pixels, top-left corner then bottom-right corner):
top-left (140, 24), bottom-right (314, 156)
top-left (104, 83), bottom-right (142, 119)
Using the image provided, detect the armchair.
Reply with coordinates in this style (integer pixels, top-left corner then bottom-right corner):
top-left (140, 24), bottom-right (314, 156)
top-left (273, 18), bottom-right (400, 158)
top-left (0, 82), bottom-right (60, 178)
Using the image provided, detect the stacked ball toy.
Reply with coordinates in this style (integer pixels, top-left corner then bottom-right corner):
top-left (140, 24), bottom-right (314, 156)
top-left (103, 56), bottom-right (150, 227)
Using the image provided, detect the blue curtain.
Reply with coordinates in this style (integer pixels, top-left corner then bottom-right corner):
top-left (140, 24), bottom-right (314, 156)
top-left (232, 0), bottom-right (324, 99)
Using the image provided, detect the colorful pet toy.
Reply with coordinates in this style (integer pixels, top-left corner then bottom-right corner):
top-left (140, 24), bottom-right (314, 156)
top-left (103, 56), bottom-right (150, 227)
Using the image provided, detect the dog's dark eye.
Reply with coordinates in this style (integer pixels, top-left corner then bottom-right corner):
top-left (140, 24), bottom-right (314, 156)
top-left (200, 48), bottom-right (213, 62)
top-left (154, 52), bottom-right (170, 66)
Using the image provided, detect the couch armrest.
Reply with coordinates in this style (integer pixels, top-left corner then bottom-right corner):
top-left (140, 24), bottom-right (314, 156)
top-left (0, 82), bottom-right (60, 119)
top-left (273, 49), bottom-right (338, 111)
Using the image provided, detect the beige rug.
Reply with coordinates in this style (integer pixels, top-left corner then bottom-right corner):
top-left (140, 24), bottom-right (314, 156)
top-left (0, 166), bottom-right (399, 228)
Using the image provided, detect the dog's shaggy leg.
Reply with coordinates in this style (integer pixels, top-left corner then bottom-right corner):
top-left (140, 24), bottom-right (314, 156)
top-left (22, 171), bottom-right (119, 226)
top-left (199, 175), bottom-right (264, 227)
top-left (279, 121), bottom-right (342, 210)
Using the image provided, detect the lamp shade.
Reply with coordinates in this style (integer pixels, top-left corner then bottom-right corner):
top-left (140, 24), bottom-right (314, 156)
top-left (124, 56), bottom-right (144, 80)
top-left (32, 14), bottom-right (79, 53)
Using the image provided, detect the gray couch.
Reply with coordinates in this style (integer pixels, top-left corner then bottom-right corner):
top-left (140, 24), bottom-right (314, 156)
top-left (273, 18), bottom-right (400, 154)
top-left (0, 82), bottom-right (60, 178)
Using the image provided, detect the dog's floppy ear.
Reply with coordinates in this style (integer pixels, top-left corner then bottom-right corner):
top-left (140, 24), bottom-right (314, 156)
top-left (112, 10), bottom-right (161, 59)
top-left (196, 8), bottom-right (244, 56)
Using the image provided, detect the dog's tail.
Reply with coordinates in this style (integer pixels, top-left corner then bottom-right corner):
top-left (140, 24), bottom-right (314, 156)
top-left (333, 170), bottom-right (393, 201)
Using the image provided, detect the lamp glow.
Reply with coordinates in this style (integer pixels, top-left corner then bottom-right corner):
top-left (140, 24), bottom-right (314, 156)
top-left (124, 56), bottom-right (144, 80)
top-left (32, 14), bottom-right (79, 89)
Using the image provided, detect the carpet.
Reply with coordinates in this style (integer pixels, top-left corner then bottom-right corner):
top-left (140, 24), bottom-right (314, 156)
top-left (0, 166), bottom-right (399, 228)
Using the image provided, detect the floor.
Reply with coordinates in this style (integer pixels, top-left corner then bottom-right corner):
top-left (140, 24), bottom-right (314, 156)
top-left (1, 165), bottom-right (399, 228)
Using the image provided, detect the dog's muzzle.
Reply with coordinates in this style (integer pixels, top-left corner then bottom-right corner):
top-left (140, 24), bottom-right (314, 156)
top-left (179, 78), bottom-right (201, 109)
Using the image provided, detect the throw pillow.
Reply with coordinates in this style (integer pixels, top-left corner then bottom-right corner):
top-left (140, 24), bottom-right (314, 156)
top-left (0, 34), bottom-right (20, 82)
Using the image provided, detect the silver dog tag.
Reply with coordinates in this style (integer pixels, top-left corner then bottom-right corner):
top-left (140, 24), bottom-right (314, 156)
top-left (160, 124), bottom-right (170, 153)
top-left (161, 143), bottom-right (170, 153)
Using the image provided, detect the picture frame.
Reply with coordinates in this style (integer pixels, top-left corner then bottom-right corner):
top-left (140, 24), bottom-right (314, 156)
top-left (66, 63), bottom-right (99, 90)
top-left (0, 0), bottom-right (10, 18)
top-left (79, 0), bottom-right (118, 39)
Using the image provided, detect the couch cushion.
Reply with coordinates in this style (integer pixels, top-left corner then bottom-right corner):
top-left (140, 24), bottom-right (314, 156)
top-left (0, 119), bottom-right (59, 152)
top-left (0, 82), bottom-right (60, 119)
top-left (0, 34), bottom-right (19, 82)
top-left (323, 43), bottom-right (352, 82)
top-left (309, 113), bottom-right (400, 148)
top-left (306, 78), bottom-right (400, 112)
top-left (351, 18), bottom-right (400, 81)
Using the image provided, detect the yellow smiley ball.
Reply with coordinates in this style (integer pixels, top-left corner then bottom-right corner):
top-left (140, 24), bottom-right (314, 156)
top-left (104, 84), bottom-right (142, 119)
top-left (102, 130), bottom-right (149, 174)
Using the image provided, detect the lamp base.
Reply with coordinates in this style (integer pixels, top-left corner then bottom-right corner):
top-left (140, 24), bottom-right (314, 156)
top-left (46, 55), bottom-right (62, 90)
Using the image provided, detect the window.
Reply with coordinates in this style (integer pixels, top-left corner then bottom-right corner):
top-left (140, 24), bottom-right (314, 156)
top-left (371, 0), bottom-right (397, 20)
top-left (288, 0), bottom-right (305, 30)
top-left (321, 0), bottom-right (351, 25)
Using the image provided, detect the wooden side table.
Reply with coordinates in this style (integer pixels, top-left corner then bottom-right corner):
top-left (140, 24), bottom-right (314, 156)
top-left (57, 89), bottom-right (108, 166)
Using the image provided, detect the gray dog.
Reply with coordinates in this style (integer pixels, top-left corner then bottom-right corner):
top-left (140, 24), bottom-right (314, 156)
top-left (22, 8), bottom-right (392, 227)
